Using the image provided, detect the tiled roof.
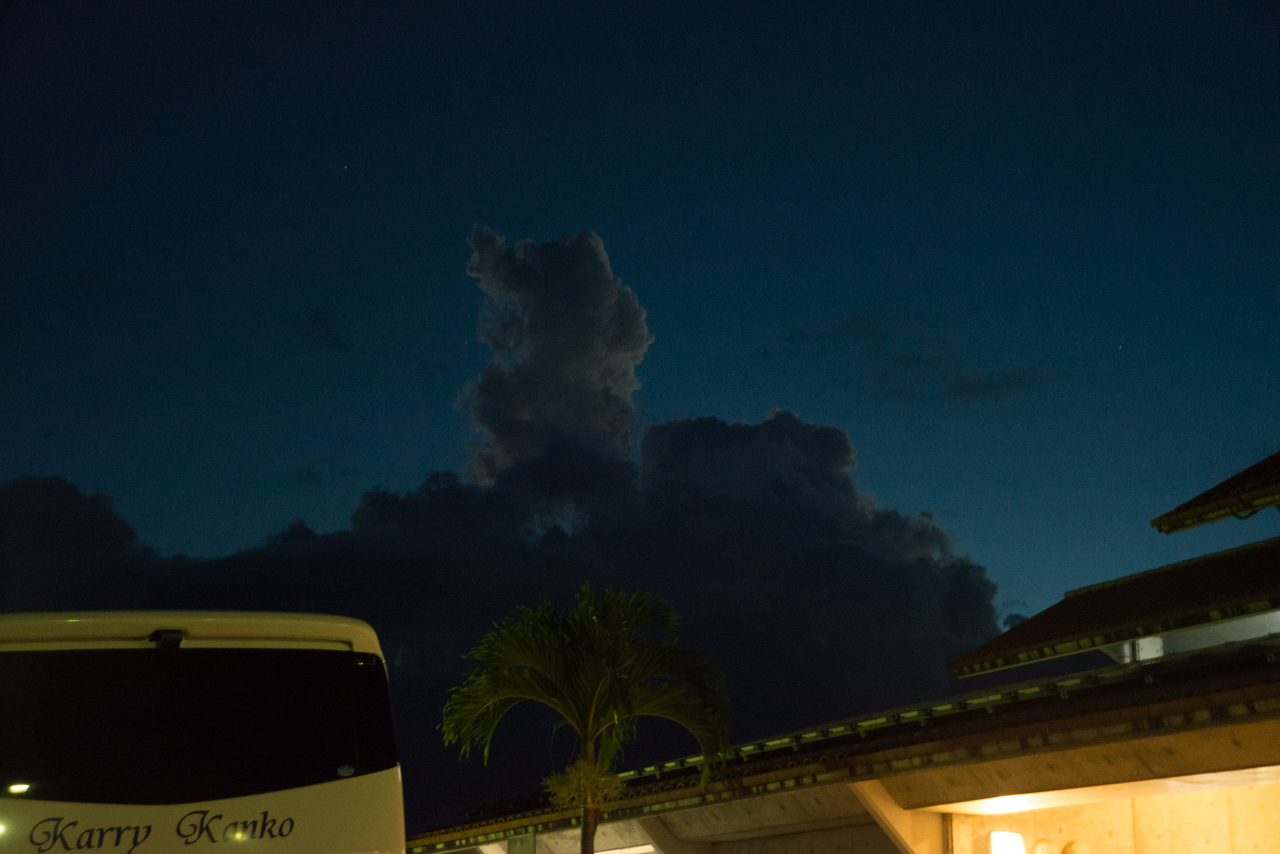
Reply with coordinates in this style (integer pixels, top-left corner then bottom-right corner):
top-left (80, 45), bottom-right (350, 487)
top-left (1151, 449), bottom-right (1280, 534)
top-left (410, 637), bottom-right (1280, 847)
top-left (948, 536), bottom-right (1280, 677)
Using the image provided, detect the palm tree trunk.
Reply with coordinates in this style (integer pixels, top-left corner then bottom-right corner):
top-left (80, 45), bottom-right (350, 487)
top-left (581, 805), bottom-right (599, 854)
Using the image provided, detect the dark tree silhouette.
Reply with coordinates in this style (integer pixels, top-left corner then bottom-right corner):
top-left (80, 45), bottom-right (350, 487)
top-left (442, 585), bottom-right (728, 854)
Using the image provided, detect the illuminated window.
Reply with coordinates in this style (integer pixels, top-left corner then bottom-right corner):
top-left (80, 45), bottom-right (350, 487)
top-left (990, 831), bottom-right (1025, 854)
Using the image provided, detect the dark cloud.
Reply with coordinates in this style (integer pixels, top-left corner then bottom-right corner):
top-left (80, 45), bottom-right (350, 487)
top-left (951, 365), bottom-right (1052, 403)
top-left (761, 311), bottom-right (888, 358)
top-left (1003, 613), bottom-right (1028, 630)
top-left (0, 230), bottom-right (1005, 833)
top-left (264, 518), bottom-right (319, 548)
top-left (293, 465), bottom-right (319, 484)
top-left (0, 477), bottom-right (157, 605)
top-left (301, 309), bottom-right (347, 350)
top-left (765, 312), bottom-right (1051, 405)
top-left (634, 410), bottom-right (995, 719)
top-left (464, 227), bottom-right (652, 503)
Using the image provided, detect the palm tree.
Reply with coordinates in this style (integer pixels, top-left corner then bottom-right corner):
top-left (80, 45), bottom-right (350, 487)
top-left (442, 584), bottom-right (729, 854)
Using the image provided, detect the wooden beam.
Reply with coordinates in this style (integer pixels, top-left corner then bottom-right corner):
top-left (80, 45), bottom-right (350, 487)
top-left (637, 818), bottom-right (710, 854)
top-left (849, 780), bottom-right (944, 854)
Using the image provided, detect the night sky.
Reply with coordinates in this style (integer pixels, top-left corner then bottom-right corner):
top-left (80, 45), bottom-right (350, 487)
top-left (3, 1), bottom-right (1279, 832)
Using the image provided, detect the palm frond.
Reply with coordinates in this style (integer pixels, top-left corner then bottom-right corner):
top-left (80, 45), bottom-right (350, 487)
top-left (629, 682), bottom-right (730, 779)
top-left (442, 649), bottom-right (577, 759)
top-left (628, 643), bottom-right (728, 712)
top-left (442, 583), bottom-right (729, 785)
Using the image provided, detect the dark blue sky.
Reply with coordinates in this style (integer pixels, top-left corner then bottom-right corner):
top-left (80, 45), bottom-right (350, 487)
top-left (3, 1), bottom-right (1279, 620)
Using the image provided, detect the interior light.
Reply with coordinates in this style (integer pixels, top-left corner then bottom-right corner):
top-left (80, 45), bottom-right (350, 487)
top-left (0, 824), bottom-right (7, 834)
top-left (8, 783), bottom-right (30, 794)
top-left (990, 831), bottom-right (1026, 854)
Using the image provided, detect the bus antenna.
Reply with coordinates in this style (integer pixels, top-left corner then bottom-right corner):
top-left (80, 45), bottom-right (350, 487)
top-left (149, 629), bottom-right (183, 650)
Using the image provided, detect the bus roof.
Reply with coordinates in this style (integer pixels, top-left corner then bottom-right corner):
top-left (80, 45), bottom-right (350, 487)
top-left (0, 611), bottom-right (386, 657)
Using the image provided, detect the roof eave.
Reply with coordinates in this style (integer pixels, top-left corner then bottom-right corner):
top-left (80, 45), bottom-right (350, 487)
top-left (1150, 487), bottom-right (1280, 534)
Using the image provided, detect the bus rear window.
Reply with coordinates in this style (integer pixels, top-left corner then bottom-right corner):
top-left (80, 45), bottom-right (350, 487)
top-left (0, 648), bottom-right (397, 804)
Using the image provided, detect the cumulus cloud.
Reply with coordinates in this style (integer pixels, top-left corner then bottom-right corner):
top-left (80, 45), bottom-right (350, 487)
top-left (633, 410), bottom-right (996, 721)
top-left (465, 227), bottom-right (652, 504)
top-left (0, 229), bottom-right (1006, 832)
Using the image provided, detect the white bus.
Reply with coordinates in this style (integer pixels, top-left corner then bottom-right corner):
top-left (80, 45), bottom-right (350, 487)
top-left (0, 612), bottom-right (403, 854)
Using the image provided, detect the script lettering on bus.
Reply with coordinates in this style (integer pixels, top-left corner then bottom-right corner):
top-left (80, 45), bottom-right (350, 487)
top-left (29, 819), bottom-right (152, 854)
top-left (176, 811), bottom-right (295, 845)
top-left (28, 812), bottom-right (296, 853)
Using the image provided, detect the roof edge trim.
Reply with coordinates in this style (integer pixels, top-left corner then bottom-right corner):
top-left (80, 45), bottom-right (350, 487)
top-left (1063, 535), bottom-right (1280, 600)
top-left (1151, 488), bottom-right (1280, 535)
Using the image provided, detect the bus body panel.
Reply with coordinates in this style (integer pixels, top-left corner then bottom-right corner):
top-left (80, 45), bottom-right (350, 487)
top-left (0, 613), bottom-right (385, 658)
top-left (1, 767), bottom-right (404, 854)
top-left (0, 612), bottom-right (404, 854)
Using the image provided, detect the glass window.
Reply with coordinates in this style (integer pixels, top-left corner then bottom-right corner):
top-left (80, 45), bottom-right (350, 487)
top-left (0, 648), bottom-right (397, 804)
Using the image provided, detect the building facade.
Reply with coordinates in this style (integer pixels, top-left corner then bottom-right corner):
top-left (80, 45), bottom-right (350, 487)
top-left (411, 455), bottom-right (1280, 854)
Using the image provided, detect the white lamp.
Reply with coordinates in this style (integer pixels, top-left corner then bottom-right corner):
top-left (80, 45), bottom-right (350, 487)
top-left (990, 831), bottom-right (1026, 854)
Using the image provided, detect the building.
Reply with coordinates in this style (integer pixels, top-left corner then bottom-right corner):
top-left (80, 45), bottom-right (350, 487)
top-left (410, 454), bottom-right (1280, 854)
top-left (1149, 449), bottom-right (1280, 535)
